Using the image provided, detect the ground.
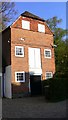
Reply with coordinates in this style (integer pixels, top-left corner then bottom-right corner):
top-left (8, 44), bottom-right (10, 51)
top-left (2, 96), bottom-right (66, 118)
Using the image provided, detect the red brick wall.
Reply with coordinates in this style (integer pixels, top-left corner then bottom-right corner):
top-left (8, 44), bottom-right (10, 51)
top-left (10, 16), bottom-right (55, 95)
top-left (11, 16), bottom-right (53, 35)
top-left (11, 28), bottom-right (55, 79)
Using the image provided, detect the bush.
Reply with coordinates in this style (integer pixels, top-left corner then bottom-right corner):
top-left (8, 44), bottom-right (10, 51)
top-left (53, 71), bottom-right (68, 78)
top-left (42, 74), bottom-right (68, 102)
top-left (49, 78), bottom-right (67, 101)
top-left (42, 79), bottom-right (52, 95)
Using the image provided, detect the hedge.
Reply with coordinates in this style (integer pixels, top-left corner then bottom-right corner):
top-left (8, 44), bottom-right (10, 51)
top-left (42, 77), bottom-right (68, 102)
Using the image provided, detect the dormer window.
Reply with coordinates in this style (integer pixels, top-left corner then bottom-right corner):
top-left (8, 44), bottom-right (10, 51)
top-left (38, 24), bottom-right (45, 33)
top-left (22, 20), bottom-right (30, 30)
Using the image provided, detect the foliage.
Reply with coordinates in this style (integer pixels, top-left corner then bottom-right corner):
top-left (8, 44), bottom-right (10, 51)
top-left (0, 1), bottom-right (17, 30)
top-left (42, 22), bottom-right (68, 100)
top-left (46, 16), bottom-right (68, 72)
top-left (54, 33), bottom-right (68, 72)
top-left (42, 73), bottom-right (68, 102)
top-left (46, 16), bottom-right (62, 31)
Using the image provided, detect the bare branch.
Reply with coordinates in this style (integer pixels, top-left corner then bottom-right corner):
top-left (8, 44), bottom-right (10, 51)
top-left (0, 1), bottom-right (17, 30)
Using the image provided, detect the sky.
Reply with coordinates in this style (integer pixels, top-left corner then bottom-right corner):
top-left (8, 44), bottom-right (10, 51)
top-left (14, 2), bottom-right (66, 29)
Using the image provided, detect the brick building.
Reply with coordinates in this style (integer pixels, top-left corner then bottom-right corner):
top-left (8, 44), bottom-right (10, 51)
top-left (2, 11), bottom-right (55, 98)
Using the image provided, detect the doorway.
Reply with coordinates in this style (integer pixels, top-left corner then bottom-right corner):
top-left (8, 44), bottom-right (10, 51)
top-left (30, 75), bottom-right (42, 96)
top-left (28, 47), bottom-right (41, 71)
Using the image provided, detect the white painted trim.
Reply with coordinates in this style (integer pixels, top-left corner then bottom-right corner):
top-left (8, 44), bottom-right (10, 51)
top-left (38, 23), bottom-right (45, 33)
top-left (15, 71), bottom-right (25, 82)
top-left (45, 72), bottom-right (53, 79)
top-left (22, 17), bottom-right (26, 18)
top-left (15, 46), bottom-right (24, 57)
top-left (22, 20), bottom-right (30, 30)
top-left (29, 69), bottom-right (42, 75)
top-left (44, 49), bottom-right (51, 59)
top-left (28, 47), bottom-right (42, 74)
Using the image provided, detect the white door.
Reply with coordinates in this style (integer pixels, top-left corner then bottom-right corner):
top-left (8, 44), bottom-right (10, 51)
top-left (28, 48), bottom-right (42, 75)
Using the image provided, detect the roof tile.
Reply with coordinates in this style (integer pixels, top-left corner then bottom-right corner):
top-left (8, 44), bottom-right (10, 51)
top-left (21, 11), bottom-right (45, 22)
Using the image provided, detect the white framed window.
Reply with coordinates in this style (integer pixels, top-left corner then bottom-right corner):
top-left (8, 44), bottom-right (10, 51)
top-left (46, 72), bottom-right (53, 79)
top-left (15, 46), bottom-right (24, 57)
top-left (44, 49), bottom-right (51, 58)
top-left (38, 24), bottom-right (45, 33)
top-left (15, 71), bottom-right (25, 82)
top-left (22, 20), bottom-right (30, 30)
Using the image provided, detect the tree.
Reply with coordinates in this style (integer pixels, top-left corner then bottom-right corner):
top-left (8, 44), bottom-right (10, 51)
top-left (0, 1), bottom-right (17, 30)
top-left (46, 17), bottom-right (67, 44)
top-left (46, 16), bottom-right (68, 72)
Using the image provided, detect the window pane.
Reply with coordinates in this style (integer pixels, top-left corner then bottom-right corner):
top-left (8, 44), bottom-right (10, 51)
top-left (38, 24), bottom-right (45, 33)
top-left (46, 72), bottom-right (52, 79)
top-left (45, 51), bottom-right (50, 57)
top-left (44, 49), bottom-right (51, 58)
top-left (16, 72), bottom-right (25, 82)
top-left (15, 46), bottom-right (24, 57)
top-left (22, 20), bottom-right (30, 30)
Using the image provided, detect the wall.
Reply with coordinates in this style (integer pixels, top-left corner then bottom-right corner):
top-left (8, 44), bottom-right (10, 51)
top-left (2, 28), bottom-right (11, 68)
top-left (4, 65), bottom-right (12, 98)
top-left (2, 27), bottom-right (11, 98)
top-left (11, 28), bottom-right (55, 79)
top-left (11, 16), bottom-right (55, 95)
top-left (0, 73), bottom-right (2, 97)
top-left (12, 16), bottom-right (53, 35)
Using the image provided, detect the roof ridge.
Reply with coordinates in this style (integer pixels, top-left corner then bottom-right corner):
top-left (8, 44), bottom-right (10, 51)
top-left (2, 11), bottom-right (54, 35)
top-left (21, 11), bottom-right (45, 22)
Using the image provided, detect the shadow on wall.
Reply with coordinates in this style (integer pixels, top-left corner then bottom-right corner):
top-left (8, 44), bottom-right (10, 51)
top-left (12, 72), bottom-right (29, 98)
top-left (12, 72), bottom-right (42, 98)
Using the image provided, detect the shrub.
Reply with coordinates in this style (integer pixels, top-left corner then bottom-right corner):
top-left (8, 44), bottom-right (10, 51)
top-left (41, 79), bottom-right (52, 95)
top-left (49, 78), bottom-right (67, 101)
top-left (53, 71), bottom-right (68, 78)
top-left (42, 73), bottom-right (68, 102)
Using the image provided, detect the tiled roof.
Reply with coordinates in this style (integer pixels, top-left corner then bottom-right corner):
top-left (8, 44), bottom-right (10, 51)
top-left (21, 11), bottom-right (45, 22)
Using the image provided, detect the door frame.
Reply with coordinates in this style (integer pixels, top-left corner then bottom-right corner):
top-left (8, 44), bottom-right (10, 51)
top-left (29, 72), bottom-right (42, 93)
top-left (28, 47), bottom-right (42, 93)
top-left (28, 47), bottom-right (42, 74)
top-left (29, 74), bottom-right (42, 95)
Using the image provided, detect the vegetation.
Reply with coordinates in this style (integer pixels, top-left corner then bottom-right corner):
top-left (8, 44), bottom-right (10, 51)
top-left (46, 16), bottom-right (68, 72)
top-left (0, 1), bottom-right (17, 31)
top-left (42, 17), bottom-right (68, 102)
top-left (42, 72), bottom-right (68, 102)
top-left (0, 3), bottom-right (67, 101)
